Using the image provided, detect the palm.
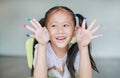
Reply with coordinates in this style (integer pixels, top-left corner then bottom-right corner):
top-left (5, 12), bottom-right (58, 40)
top-left (75, 19), bottom-right (102, 47)
top-left (25, 19), bottom-right (50, 45)
top-left (76, 29), bottom-right (92, 47)
top-left (35, 27), bottom-right (49, 45)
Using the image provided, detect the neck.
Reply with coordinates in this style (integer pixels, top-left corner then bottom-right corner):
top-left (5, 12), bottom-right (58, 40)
top-left (51, 43), bottom-right (68, 58)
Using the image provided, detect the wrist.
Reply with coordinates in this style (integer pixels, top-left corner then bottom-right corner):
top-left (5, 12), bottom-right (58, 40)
top-left (78, 46), bottom-right (88, 50)
top-left (78, 43), bottom-right (88, 49)
top-left (38, 43), bottom-right (47, 48)
top-left (78, 45), bottom-right (88, 53)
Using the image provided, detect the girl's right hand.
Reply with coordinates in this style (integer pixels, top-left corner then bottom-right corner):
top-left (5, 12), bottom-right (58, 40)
top-left (25, 18), bottom-right (50, 45)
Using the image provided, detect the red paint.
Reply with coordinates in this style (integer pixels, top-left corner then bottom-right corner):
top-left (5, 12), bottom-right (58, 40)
top-left (76, 26), bottom-right (81, 29)
top-left (24, 24), bottom-right (27, 28)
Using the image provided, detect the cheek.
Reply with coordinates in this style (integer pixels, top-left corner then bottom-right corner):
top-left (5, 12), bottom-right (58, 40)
top-left (48, 29), bottom-right (56, 37)
top-left (65, 28), bottom-right (75, 36)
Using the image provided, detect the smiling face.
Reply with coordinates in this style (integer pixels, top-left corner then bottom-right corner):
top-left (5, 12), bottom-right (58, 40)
top-left (46, 9), bottom-right (75, 48)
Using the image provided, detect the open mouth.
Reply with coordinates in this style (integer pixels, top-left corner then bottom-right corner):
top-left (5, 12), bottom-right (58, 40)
top-left (56, 36), bottom-right (67, 42)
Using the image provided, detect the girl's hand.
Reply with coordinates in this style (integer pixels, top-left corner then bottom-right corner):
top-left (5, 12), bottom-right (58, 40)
top-left (25, 18), bottom-right (50, 45)
top-left (75, 18), bottom-right (102, 47)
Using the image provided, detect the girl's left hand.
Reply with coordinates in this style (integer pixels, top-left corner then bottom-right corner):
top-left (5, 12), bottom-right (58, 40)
top-left (75, 18), bottom-right (102, 47)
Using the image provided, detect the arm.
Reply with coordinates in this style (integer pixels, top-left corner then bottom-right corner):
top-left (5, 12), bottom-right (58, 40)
top-left (25, 18), bottom-right (50, 78)
top-left (78, 46), bottom-right (92, 78)
top-left (75, 18), bottom-right (102, 78)
top-left (34, 44), bottom-right (47, 78)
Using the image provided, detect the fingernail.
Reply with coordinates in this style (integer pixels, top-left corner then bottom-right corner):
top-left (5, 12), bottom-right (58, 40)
top-left (26, 34), bottom-right (30, 37)
top-left (28, 18), bottom-right (32, 22)
top-left (94, 18), bottom-right (97, 22)
top-left (24, 24), bottom-right (27, 28)
top-left (84, 17), bottom-right (87, 20)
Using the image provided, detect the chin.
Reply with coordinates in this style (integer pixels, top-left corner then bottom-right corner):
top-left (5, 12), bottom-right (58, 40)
top-left (55, 41), bottom-right (69, 48)
top-left (57, 44), bottom-right (67, 48)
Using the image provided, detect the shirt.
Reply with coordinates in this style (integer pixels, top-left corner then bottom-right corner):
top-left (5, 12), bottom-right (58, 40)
top-left (33, 42), bottom-right (80, 78)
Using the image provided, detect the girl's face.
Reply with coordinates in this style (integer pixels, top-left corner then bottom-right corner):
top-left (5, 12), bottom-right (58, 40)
top-left (47, 9), bottom-right (75, 48)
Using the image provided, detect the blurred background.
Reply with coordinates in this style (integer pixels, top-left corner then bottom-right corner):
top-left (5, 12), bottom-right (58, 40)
top-left (0, 0), bottom-right (120, 78)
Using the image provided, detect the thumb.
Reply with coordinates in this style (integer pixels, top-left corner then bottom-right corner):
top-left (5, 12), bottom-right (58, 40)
top-left (43, 27), bottom-right (48, 33)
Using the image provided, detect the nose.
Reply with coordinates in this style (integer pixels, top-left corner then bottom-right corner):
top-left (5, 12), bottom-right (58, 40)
top-left (57, 26), bottom-right (64, 33)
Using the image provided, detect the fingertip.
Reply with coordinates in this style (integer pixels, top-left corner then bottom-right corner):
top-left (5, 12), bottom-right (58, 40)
top-left (26, 34), bottom-right (30, 37)
top-left (24, 24), bottom-right (27, 28)
top-left (32, 18), bottom-right (36, 21)
top-left (28, 18), bottom-right (32, 22)
top-left (84, 17), bottom-right (87, 21)
top-left (97, 24), bottom-right (102, 29)
top-left (94, 18), bottom-right (97, 22)
top-left (76, 26), bottom-right (82, 30)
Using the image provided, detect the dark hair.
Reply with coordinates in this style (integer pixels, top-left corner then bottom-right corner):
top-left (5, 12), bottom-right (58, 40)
top-left (32, 6), bottom-right (99, 78)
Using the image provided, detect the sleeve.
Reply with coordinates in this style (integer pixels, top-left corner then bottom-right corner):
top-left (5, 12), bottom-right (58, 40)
top-left (74, 51), bottom-right (80, 73)
top-left (33, 44), bottom-right (38, 68)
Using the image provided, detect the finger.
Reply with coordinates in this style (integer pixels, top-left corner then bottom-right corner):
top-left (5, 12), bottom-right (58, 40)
top-left (76, 26), bottom-right (82, 34)
top-left (44, 27), bottom-right (48, 33)
top-left (24, 24), bottom-right (35, 33)
top-left (30, 34), bottom-right (35, 38)
top-left (82, 17), bottom-right (87, 30)
top-left (32, 18), bottom-right (43, 29)
top-left (25, 34), bottom-right (35, 38)
top-left (92, 25), bottom-right (100, 33)
top-left (28, 18), bottom-right (38, 29)
top-left (88, 18), bottom-right (96, 30)
top-left (91, 34), bottom-right (103, 40)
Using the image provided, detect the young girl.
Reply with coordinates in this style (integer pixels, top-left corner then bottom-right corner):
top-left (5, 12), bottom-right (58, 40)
top-left (25, 6), bottom-right (102, 78)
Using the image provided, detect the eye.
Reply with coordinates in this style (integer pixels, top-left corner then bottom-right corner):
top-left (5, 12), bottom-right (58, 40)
top-left (51, 25), bottom-right (56, 27)
top-left (63, 24), bottom-right (69, 27)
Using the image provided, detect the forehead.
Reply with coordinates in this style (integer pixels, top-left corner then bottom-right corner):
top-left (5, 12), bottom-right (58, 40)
top-left (47, 9), bottom-right (73, 21)
top-left (50, 8), bottom-right (72, 15)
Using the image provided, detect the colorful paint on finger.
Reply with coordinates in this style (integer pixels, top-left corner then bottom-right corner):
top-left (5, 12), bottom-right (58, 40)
top-left (27, 18), bottom-right (32, 22)
top-left (84, 17), bottom-right (87, 20)
top-left (26, 34), bottom-right (30, 37)
top-left (94, 18), bottom-right (97, 22)
top-left (24, 24), bottom-right (27, 28)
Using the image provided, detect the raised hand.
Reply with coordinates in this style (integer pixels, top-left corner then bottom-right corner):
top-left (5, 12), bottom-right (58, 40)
top-left (24, 18), bottom-right (50, 45)
top-left (75, 18), bottom-right (102, 47)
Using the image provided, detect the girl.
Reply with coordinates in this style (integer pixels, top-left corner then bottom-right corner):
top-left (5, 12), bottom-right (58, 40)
top-left (25, 6), bottom-right (102, 78)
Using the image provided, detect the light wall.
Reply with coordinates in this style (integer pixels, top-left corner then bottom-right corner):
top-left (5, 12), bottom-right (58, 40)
top-left (0, 0), bottom-right (120, 58)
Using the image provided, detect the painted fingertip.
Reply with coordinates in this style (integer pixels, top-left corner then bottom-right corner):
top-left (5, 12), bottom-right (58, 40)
top-left (24, 24), bottom-right (27, 28)
top-left (26, 34), bottom-right (30, 37)
top-left (76, 26), bottom-right (81, 29)
top-left (32, 18), bottom-right (36, 21)
top-left (28, 18), bottom-right (32, 22)
top-left (84, 17), bottom-right (87, 20)
top-left (94, 18), bottom-right (97, 22)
